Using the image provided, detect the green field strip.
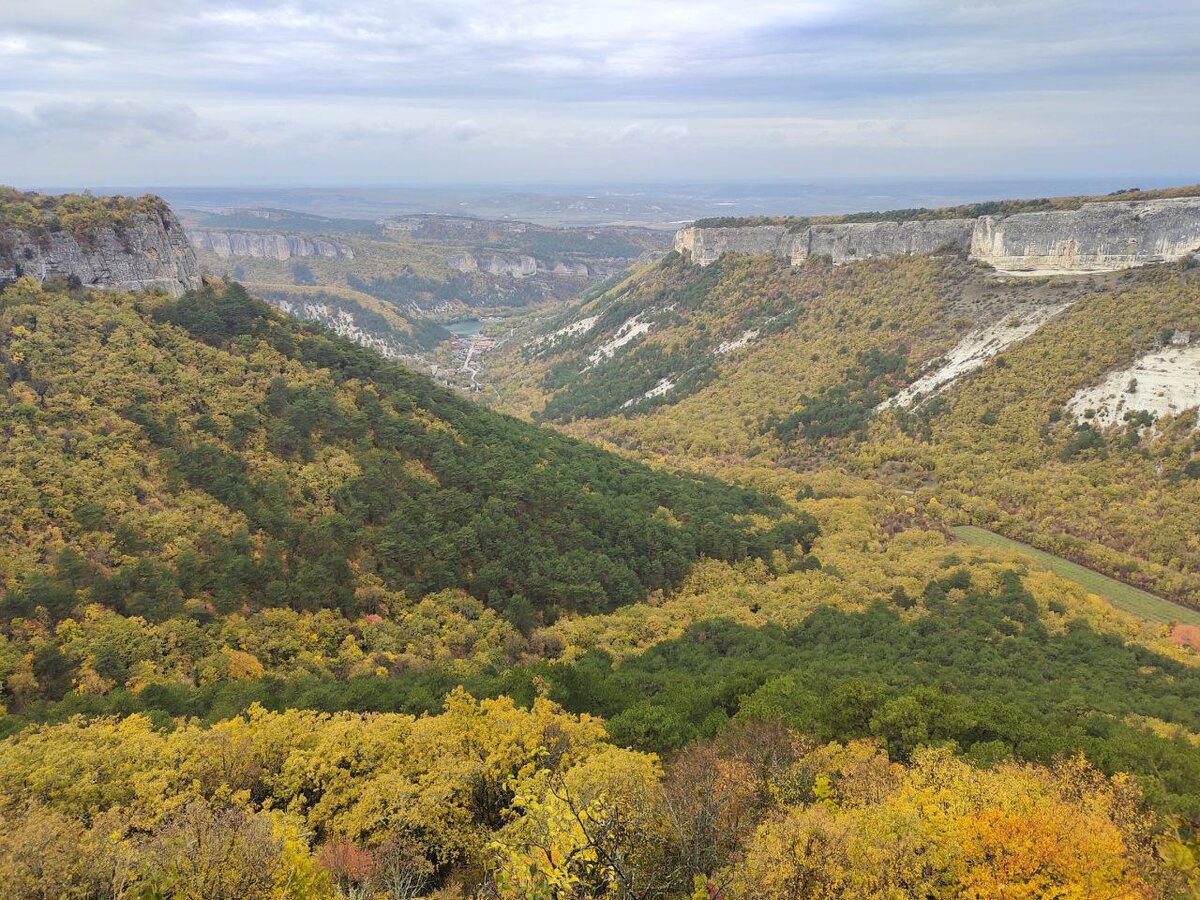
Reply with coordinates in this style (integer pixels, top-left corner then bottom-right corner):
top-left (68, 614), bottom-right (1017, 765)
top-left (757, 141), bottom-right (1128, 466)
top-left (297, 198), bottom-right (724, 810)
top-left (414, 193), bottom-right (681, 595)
top-left (950, 525), bottom-right (1200, 627)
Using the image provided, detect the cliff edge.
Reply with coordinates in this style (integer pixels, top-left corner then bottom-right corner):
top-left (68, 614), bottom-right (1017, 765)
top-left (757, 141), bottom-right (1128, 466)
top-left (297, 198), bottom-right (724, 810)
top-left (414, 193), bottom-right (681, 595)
top-left (675, 192), bottom-right (1200, 274)
top-left (1, 190), bottom-right (201, 296)
top-left (970, 197), bottom-right (1200, 274)
top-left (188, 230), bottom-right (356, 260)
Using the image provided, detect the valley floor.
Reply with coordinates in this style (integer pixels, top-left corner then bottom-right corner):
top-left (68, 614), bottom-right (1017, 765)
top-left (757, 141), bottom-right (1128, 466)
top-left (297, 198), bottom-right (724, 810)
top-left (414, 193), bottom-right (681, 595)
top-left (951, 525), bottom-right (1200, 627)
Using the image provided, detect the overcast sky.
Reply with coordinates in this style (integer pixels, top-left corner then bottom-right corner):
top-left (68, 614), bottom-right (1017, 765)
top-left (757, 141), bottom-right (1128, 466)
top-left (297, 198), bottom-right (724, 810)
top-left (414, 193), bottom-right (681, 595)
top-left (2, 0), bottom-right (1198, 186)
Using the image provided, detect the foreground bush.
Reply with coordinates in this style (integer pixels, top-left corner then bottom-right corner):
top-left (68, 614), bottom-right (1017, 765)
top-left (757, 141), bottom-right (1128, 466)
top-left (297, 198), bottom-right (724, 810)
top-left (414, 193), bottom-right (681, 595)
top-left (0, 698), bottom-right (1190, 898)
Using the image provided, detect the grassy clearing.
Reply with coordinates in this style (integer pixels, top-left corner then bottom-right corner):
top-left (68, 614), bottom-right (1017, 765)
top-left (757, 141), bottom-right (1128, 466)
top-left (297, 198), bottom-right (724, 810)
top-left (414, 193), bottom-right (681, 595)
top-left (950, 525), bottom-right (1200, 627)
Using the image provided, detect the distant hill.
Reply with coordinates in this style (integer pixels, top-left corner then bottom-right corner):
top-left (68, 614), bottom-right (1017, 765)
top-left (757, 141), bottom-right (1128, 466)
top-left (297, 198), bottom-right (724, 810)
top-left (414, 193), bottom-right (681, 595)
top-left (181, 206), bottom-right (671, 315)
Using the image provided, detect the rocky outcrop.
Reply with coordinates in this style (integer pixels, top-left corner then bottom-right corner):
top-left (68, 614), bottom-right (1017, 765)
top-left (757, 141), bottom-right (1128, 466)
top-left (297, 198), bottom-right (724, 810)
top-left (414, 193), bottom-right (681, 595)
top-left (188, 230), bottom-right (355, 260)
top-left (551, 261), bottom-right (591, 277)
top-left (270, 297), bottom-right (414, 359)
top-left (446, 251), bottom-right (479, 273)
top-left (969, 198), bottom-right (1200, 274)
top-left (674, 225), bottom-right (793, 266)
top-left (674, 220), bottom-right (971, 267)
top-left (447, 251), bottom-right (586, 278)
top-left (677, 197), bottom-right (1200, 274)
top-left (1, 207), bottom-right (201, 297)
top-left (804, 219), bottom-right (975, 264)
top-left (486, 254), bottom-right (537, 278)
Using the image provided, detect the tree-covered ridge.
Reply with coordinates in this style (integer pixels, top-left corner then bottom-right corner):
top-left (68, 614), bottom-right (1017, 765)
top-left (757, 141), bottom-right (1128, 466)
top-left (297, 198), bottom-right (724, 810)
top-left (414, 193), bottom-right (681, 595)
top-left (0, 187), bottom-right (167, 239)
top-left (528, 571), bottom-right (1200, 814)
top-left (0, 277), bottom-right (814, 637)
top-left (692, 182), bottom-right (1200, 228)
top-left (25, 560), bottom-right (1199, 821)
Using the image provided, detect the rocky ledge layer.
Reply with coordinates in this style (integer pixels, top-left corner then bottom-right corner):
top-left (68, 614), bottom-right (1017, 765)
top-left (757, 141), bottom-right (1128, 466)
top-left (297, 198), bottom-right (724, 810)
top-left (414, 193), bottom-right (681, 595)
top-left (446, 251), bottom-right (594, 278)
top-left (676, 197), bottom-right (1200, 274)
top-left (188, 230), bottom-right (355, 260)
top-left (1, 205), bottom-right (201, 297)
top-left (970, 198), bottom-right (1200, 274)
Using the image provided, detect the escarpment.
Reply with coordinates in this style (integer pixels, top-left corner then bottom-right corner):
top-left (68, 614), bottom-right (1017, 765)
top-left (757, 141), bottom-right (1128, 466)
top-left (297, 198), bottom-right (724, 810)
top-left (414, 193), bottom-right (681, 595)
top-left (673, 225), bottom-right (795, 267)
top-left (1, 197), bottom-right (201, 296)
top-left (676, 195), bottom-right (1200, 274)
top-left (806, 218), bottom-right (975, 264)
top-left (188, 230), bottom-right (356, 260)
top-left (446, 251), bottom-right (596, 278)
top-left (970, 198), bottom-right (1200, 273)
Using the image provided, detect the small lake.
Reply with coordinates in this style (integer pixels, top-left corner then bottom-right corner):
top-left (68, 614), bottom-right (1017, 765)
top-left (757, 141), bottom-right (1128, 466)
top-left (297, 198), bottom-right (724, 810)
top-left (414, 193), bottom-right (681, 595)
top-left (446, 319), bottom-right (485, 337)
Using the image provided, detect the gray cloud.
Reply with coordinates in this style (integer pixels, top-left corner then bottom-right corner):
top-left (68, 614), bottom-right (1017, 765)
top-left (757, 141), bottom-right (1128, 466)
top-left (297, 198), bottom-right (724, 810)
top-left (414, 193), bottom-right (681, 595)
top-left (0, 0), bottom-right (1197, 183)
top-left (0, 101), bottom-right (208, 142)
top-left (450, 119), bottom-right (484, 142)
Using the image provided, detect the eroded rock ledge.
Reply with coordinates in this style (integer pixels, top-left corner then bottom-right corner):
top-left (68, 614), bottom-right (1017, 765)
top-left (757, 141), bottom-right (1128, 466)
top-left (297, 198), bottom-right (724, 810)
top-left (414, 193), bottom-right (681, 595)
top-left (188, 230), bottom-right (356, 260)
top-left (676, 197), bottom-right (1200, 274)
top-left (1, 206), bottom-right (201, 297)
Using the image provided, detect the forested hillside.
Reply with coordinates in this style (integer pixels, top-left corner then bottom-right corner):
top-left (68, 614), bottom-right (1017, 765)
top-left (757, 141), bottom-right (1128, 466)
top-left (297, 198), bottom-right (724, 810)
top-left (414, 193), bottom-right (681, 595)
top-left (3, 268), bottom-right (1200, 896)
top-left (0, 276), bottom-right (813, 717)
top-left (492, 251), bottom-right (1200, 608)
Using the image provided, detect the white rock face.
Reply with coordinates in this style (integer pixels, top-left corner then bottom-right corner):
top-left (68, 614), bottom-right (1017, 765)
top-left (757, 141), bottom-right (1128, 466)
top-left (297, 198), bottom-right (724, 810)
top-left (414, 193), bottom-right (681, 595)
top-left (189, 230), bottom-right (355, 260)
top-left (881, 303), bottom-right (1075, 409)
top-left (621, 377), bottom-right (676, 409)
top-left (1066, 341), bottom-right (1200, 427)
top-left (588, 313), bottom-right (651, 364)
top-left (486, 254), bottom-right (538, 278)
top-left (674, 225), bottom-right (794, 266)
top-left (449, 252), bottom-right (592, 279)
top-left (447, 251), bottom-right (478, 273)
top-left (552, 261), bottom-right (591, 277)
top-left (715, 329), bottom-right (760, 354)
top-left (676, 197), bottom-right (1200, 274)
top-left (558, 315), bottom-right (599, 338)
top-left (271, 298), bottom-right (415, 360)
top-left (971, 198), bottom-right (1200, 274)
top-left (2, 207), bottom-right (201, 297)
top-left (803, 219), bottom-right (975, 264)
top-left (527, 315), bottom-right (600, 351)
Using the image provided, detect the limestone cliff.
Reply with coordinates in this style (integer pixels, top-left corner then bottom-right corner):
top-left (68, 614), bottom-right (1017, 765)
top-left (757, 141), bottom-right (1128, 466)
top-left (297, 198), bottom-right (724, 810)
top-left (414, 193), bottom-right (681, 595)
top-left (802, 219), bottom-right (975, 264)
top-left (676, 196), bottom-right (1200, 274)
top-left (447, 251), bottom-right (587, 278)
top-left (969, 197), bottom-right (1200, 274)
top-left (1, 201), bottom-right (201, 297)
top-left (188, 230), bottom-right (355, 260)
top-left (674, 225), bottom-right (793, 266)
top-left (251, 286), bottom-right (449, 359)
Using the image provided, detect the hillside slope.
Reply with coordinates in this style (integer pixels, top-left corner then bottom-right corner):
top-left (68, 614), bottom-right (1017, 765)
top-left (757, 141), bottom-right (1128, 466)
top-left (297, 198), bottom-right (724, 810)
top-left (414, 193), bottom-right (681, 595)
top-left (3, 250), bottom-right (1200, 898)
top-left (0, 276), bottom-right (815, 704)
top-left (490, 251), bottom-right (1200, 608)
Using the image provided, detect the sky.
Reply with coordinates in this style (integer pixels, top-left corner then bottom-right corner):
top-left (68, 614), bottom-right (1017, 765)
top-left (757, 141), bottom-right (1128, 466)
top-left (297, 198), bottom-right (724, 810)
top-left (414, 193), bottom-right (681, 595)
top-left (1, 0), bottom-right (1198, 186)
